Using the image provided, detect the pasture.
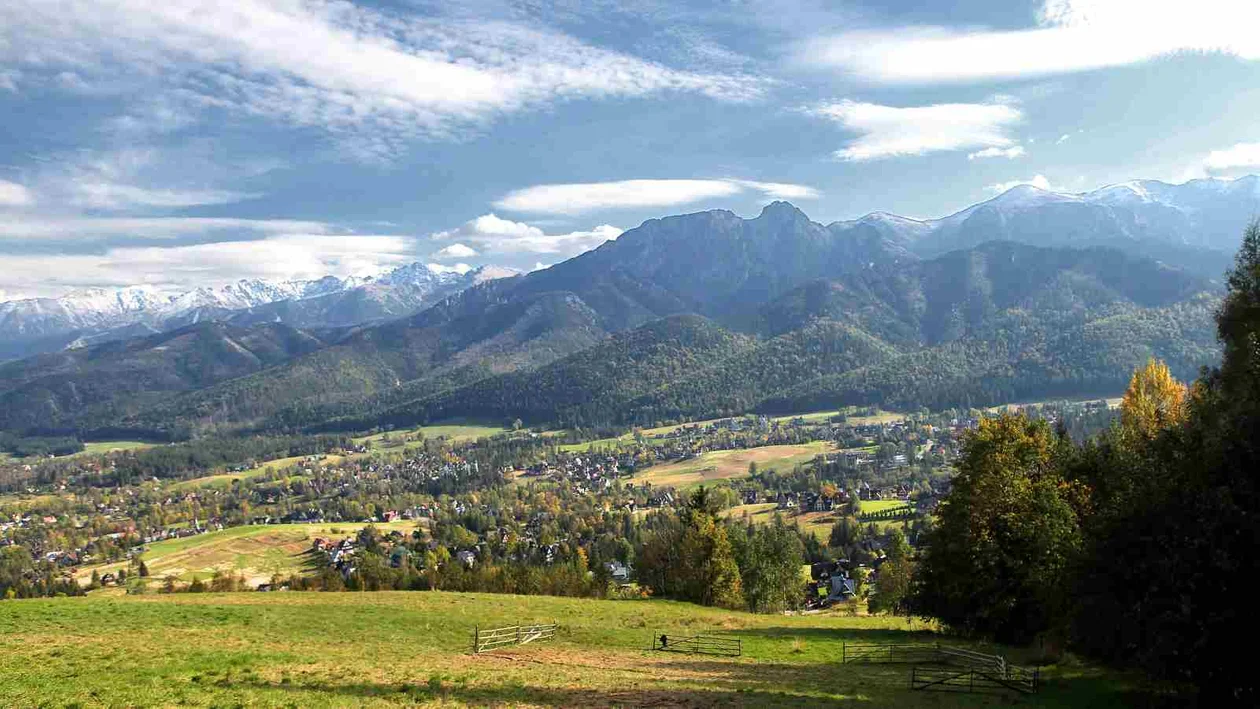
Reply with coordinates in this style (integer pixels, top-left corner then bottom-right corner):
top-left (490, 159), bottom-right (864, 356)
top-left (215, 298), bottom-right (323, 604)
top-left (74, 522), bottom-right (420, 588)
top-left (633, 442), bottom-right (836, 489)
top-left (0, 591), bottom-right (1133, 708)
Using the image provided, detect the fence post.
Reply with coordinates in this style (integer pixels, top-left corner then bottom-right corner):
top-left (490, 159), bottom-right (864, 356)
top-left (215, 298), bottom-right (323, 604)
top-left (517, 625), bottom-right (521, 646)
top-left (473, 626), bottom-right (479, 654)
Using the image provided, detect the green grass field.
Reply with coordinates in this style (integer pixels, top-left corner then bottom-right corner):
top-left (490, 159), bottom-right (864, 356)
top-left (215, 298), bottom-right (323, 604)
top-left (353, 423), bottom-right (508, 447)
top-left (860, 500), bottom-right (911, 514)
top-left (0, 591), bottom-right (1133, 708)
top-left (170, 455), bottom-right (347, 491)
top-left (75, 522), bottom-right (420, 587)
top-left (633, 442), bottom-right (836, 489)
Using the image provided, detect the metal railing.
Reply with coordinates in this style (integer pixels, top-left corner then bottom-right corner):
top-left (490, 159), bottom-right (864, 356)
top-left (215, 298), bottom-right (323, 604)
top-left (472, 622), bottom-right (558, 654)
top-left (841, 642), bottom-right (940, 664)
top-left (842, 642), bottom-right (1039, 694)
top-left (651, 632), bottom-right (742, 657)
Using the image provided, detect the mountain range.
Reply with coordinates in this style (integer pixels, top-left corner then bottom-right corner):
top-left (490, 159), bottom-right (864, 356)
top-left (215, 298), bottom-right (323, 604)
top-left (0, 176), bottom-right (1250, 440)
top-left (0, 264), bottom-right (516, 362)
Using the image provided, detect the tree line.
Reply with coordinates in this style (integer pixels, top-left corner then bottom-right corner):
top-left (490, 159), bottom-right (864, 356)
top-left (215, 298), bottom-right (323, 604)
top-left (913, 222), bottom-right (1260, 704)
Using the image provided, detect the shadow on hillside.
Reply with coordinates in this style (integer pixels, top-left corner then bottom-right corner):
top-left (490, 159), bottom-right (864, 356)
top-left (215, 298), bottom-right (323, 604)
top-left (220, 677), bottom-right (868, 707)
top-left (725, 625), bottom-right (939, 643)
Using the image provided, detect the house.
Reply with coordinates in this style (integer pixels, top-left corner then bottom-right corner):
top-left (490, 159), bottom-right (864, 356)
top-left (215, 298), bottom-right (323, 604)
top-left (604, 561), bottom-right (631, 583)
top-left (456, 550), bottom-right (477, 567)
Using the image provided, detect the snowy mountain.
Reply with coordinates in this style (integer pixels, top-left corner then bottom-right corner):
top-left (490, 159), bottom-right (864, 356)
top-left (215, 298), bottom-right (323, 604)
top-left (0, 264), bottom-right (516, 361)
top-left (890, 176), bottom-right (1259, 266)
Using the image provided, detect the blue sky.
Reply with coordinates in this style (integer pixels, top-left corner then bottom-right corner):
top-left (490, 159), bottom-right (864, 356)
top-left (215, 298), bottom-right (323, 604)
top-left (1, 0), bottom-right (1259, 298)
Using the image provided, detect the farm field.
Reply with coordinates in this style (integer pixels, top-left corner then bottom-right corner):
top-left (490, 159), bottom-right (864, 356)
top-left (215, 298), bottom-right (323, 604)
top-left (170, 454), bottom-right (346, 491)
top-left (633, 442), bottom-right (836, 489)
top-left (0, 591), bottom-right (1133, 708)
top-left (860, 499), bottom-right (911, 514)
top-left (353, 423), bottom-right (508, 447)
top-left (78, 440), bottom-right (156, 456)
top-left (73, 521), bottom-right (420, 588)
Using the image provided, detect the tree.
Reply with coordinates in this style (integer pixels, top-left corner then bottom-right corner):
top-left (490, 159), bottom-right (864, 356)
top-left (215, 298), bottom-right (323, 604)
top-left (914, 414), bottom-right (1082, 644)
top-left (1119, 358), bottom-right (1186, 439)
top-left (137, 560), bottom-right (150, 578)
top-left (739, 516), bottom-right (805, 613)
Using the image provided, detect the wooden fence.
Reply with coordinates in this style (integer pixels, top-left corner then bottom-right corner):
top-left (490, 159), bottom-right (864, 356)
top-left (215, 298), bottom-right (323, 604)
top-left (651, 633), bottom-right (742, 657)
top-left (472, 622), bottom-right (558, 654)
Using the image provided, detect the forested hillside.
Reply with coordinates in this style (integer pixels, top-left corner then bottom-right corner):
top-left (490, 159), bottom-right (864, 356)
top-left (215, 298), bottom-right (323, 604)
top-left (0, 203), bottom-right (1225, 439)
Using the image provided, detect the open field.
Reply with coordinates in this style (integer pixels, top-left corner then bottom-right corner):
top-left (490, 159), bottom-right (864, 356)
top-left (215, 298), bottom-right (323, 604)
top-left (633, 442), bottom-right (836, 489)
top-left (78, 440), bottom-right (156, 456)
top-left (860, 500), bottom-right (911, 514)
top-left (721, 503), bottom-right (779, 522)
top-left (985, 397), bottom-right (1122, 414)
top-left (170, 454), bottom-right (346, 491)
top-left (353, 423), bottom-right (508, 447)
top-left (74, 522), bottom-right (420, 587)
top-left (0, 591), bottom-right (1134, 708)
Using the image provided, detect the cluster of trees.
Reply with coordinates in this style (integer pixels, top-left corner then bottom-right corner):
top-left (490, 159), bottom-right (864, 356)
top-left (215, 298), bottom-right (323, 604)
top-left (0, 433), bottom-right (84, 458)
top-left (0, 546), bottom-right (83, 599)
top-left (914, 223), bottom-right (1260, 703)
top-left (637, 488), bottom-right (806, 613)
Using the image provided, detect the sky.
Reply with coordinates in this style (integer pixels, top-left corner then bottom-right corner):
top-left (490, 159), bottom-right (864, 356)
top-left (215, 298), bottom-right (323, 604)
top-left (2, 0), bottom-right (1260, 299)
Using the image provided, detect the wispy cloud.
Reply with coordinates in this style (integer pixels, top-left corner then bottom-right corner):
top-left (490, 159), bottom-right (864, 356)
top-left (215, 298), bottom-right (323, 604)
top-left (809, 100), bottom-right (1022, 161)
top-left (0, 0), bottom-right (764, 159)
top-left (495, 178), bottom-right (818, 214)
top-left (0, 216), bottom-right (332, 242)
top-left (0, 234), bottom-right (418, 299)
top-left (798, 0), bottom-right (1260, 84)
top-left (968, 146), bottom-right (1026, 160)
top-left (433, 214), bottom-right (623, 256)
top-left (987, 174), bottom-right (1055, 193)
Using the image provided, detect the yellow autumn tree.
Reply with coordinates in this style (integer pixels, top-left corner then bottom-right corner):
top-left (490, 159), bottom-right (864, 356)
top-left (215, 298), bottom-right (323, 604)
top-left (1120, 357), bottom-right (1187, 438)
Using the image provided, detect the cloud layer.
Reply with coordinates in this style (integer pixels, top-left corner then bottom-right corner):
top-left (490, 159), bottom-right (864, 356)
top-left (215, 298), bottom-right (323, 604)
top-left (0, 0), bottom-right (763, 159)
top-left (494, 178), bottom-right (818, 215)
top-left (811, 100), bottom-right (1022, 161)
top-left (0, 234), bottom-right (417, 299)
top-left (800, 0), bottom-right (1260, 84)
top-left (433, 214), bottom-right (623, 257)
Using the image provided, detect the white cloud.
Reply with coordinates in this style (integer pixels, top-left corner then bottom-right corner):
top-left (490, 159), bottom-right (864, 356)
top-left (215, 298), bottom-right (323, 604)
top-left (434, 214), bottom-right (623, 256)
top-left (0, 180), bottom-right (34, 206)
top-left (0, 1), bottom-right (762, 157)
top-left (494, 178), bottom-right (818, 214)
top-left (0, 234), bottom-right (418, 299)
top-left (967, 146), bottom-right (1026, 160)
top-left (798, 0), bottom-right (1260, 84)
top-left (726, 180), bottom-right (821, 200)
top-left (1203, 142), bottom-right (1260, 172)
top-left (71, 183), bottom-right (254, 210)
top-left (426, 262), bottom-right (473, 276)
top-left (0, 216), bottom-right (332, 241)
top-left (432, 243), bottom-right (478, 259)
top-left (987, 174), bottom-right (1055, 193)
top-left (810, 100), bottom-right (1022, 161)
top-left (1056, 134), bottom-right (1071, 144)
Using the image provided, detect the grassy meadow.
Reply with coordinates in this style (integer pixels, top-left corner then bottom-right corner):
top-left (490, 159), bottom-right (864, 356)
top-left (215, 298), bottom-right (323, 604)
top-left (74, 522), bottom-right (420, 588)
top-left (0, 591), bottom-right (1134, 708)
top-left (632, 442), bottom-right (836, 489)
